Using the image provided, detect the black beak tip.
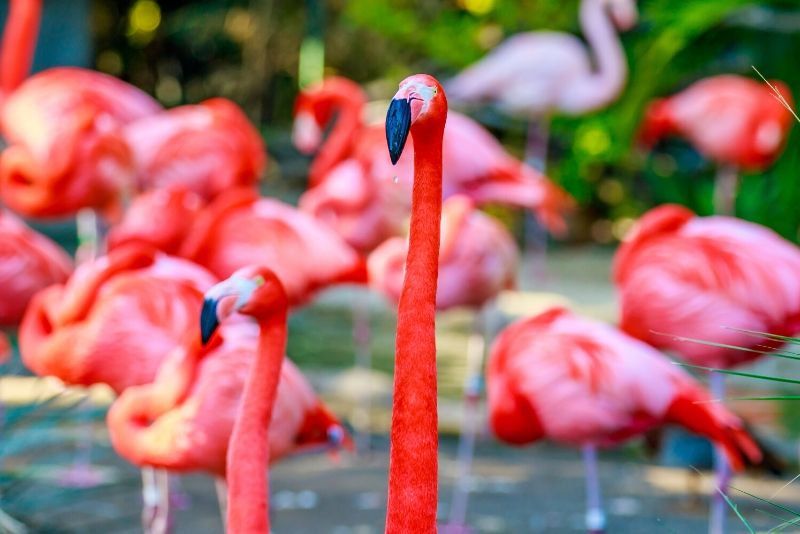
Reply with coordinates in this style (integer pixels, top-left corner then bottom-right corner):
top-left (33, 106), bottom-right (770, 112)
top-left (200, 298), bottom-right (220, 346)
top-left (386, 98), bottom-right (411, 166)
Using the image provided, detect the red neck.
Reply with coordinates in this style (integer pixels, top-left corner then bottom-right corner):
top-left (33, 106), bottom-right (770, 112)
top-left (0, 0), bottom-right (41, 99)
top-left (226, 308), bottom-right (287, 534)
top-left (309, 94), bottom-right (364, 185)
top-left (385, 120), bottom-right (444, 533)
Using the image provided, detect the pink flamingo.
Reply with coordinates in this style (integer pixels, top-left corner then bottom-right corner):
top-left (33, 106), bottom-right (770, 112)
top-left (19, 243), bottom-right (214, 520)
top-left (0, 209), bottom-right (72, 326)
top-left (179, 188), bottom-right (367, 305)
top-left (196, 265), bottom-right (337, 533)
top-left (380, 73), bottom-right (448, 533)
top-left (446, 0), bottom-right (637, 165)
top-left (107, 185), bottom-right (205, 256)
top-left (613, 204), bottom-right (800, 533)
top-left (122, 97), bottom-right (267, 200)
top-left (487, 306), bottom-right (761, 534)
top-left (109, 317), bottom-right (347, 532)
top-left (294, 76), bottom-right (571, 251)
top-left (20, 244), bottom-right (215, 393)
top-left (639, 74), bottom-right (794, 215)
top-left (0, 0), bottom-right (161, 210)
top-left (0, 0), bottom-right (161, 258)
top-left (368, 194), bottom-right (517, 532)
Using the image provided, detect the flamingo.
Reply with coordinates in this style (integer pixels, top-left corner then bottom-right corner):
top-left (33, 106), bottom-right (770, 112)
top-left (486, 306), bottom-right (761, 534)
top-left (613, 203), bottom-right (800, 533)
top-left (122, 97), bottom-right (267, 200)
top-left (107, 185), bottom-right (205, 256)
top-left (446, 0), bottom-right (635, 271)
top-left (0, 209), bottom-right (72, 326)
top-left (19, 244), bottom-right (215, 393)
top-left (368, 194), bottom-right (517, 532)
top-left (446, 0), bottom-right (637, 126)
top-left (294, 76), bottom-right (571, 251)
top-left (196, 266), bottom-right (299, 533)
top-left (0, 0), bottom-right (162, 209)
top-left (19, 243), bottom-right (215, 524)
top-left (0, 0), bottom-right (161, 259)
top-left (109, 315), bottom-right (347, 532)
top-left (639, 75), bottom-right (794, 215)
top-left (380, 73), bottom-right (448, 534)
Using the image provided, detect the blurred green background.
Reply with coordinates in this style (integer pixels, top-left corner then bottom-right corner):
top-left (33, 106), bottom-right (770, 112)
top-left (46, 0), bottom-right (800, 242)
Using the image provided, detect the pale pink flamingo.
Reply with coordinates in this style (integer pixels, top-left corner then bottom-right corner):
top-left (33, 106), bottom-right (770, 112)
top-left (380, 73), bottom-right (448, 533)
top-left (109, 318), bottom-right (347, 532)
top-left (446, 0), bottom-right (636, 271)
top-left (613, 204), bottom-right (800, 533)
top-left (445, 0), bottom-right (637, 178)
top-left (639, 75), bottom-right (794, 215)
top-left (368, 194), bottom-right (517, 532)
top-left (487, 306), bottom-right (761, 533)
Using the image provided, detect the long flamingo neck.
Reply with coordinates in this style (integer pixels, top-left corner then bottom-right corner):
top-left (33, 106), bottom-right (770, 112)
top-left (309, 95), bottom-right (364, 184)
top-left (385, 121), bottom-right (444, 534)
top-left (226, 309), bottom-right (287, 534)
top-left (580, 0), bottom-right (627, 105)
top-left (0, 0), bottom-right (41, 99)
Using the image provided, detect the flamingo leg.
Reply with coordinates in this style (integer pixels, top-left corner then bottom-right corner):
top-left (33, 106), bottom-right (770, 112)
top-left (582, 444), bottom-right (606, 534)
top-left (522, 119), bottom-right (550, 287)
top-left (713, 164), bottom-right (739, 217)
top-left (442, 306), bottom-right (488, 534)
top-left (141, 467), bottom-right (172, 534)
top-left (76, 208), bottom-right (107, 264)
top-left (708, 371), bottom-right (729, 534)
top-left (215, 477), bottom-right (228, 528)
top-left (56, 393), bottom-right (103, 488)
top-left (352, 291), bottom-right (372, 454)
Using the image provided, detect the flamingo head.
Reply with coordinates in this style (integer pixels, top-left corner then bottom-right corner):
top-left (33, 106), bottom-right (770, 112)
top-left (292, 77), bottom-right (366, 154)
top-left (386, 74), bottom-right (447, 165)
top-left (605, 0), bottom-right (638, 31)
top-left (200, 266), bottom-right (287, 345)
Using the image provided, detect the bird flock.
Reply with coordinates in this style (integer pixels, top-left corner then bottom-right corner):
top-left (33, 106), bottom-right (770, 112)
top-left (0, 1), bottom-right (799, 534)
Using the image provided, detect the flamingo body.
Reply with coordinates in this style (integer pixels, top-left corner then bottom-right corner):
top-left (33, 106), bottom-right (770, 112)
top-left (123, 98), bottom-right (266, 199)
top-left (178, 188), bottom-right (366, 305)
top-left (0, 209), bottom-right (72, 325)
top-left (20, 245), bottom-right (215, 393)
top-left (368, 195), bottom-right (517, 310)
top-left (446, 0), bottom-right (637, 117)
top-left (613, 204), bottom-right (800, 369)
top-left (0, 67), bottom-right (161, 217)
top-left (108, 320), bottom-right (342, 476)
top-left (639, 75), bottom-right (794, 170)
top-left (487, 307), bottom-right (760, 470)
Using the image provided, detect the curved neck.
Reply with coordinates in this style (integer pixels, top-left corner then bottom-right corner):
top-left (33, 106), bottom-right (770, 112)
top-left (309, 95), bottom-right (364, 185)
top-left (0, 0), bottom-right (41, 99)
top-left (226, 307), bottom-right (288, 534)
top-left (385, 120), bottom-right (444, 534)
top-left (53, 248), bottom-right (155, 325)
top-left (109, 337), bottom-right (209, 467)
top-left (574, 0), bottom-right (628, 110)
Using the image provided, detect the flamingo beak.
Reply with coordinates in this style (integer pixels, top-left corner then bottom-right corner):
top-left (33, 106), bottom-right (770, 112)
top-left (386, 97), bottom-right (411, 165)
top-left (200, 298), bottom-right (220, 346)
